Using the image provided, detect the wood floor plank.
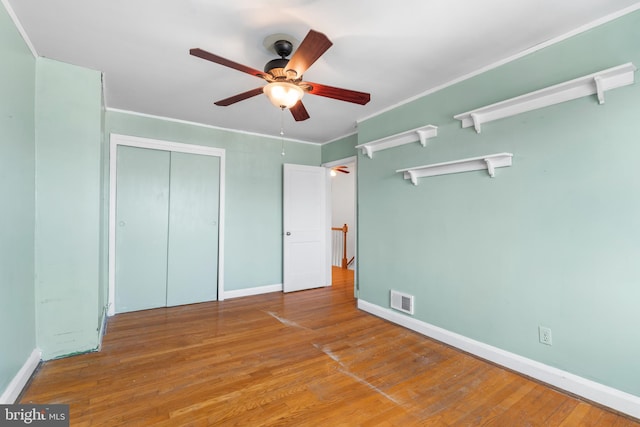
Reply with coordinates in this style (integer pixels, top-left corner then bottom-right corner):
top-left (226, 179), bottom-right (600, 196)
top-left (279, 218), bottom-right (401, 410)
top-left (20, 268), bottom-right (639, 426)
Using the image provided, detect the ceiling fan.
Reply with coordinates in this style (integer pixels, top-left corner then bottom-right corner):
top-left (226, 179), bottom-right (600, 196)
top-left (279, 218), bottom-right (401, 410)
top-left (190, 29), bottom-right (371, 122)
top-left (331, 165), bottom-right (350, 174)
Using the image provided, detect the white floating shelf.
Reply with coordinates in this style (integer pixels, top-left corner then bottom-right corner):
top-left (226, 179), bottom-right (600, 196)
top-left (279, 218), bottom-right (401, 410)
top-left (396, 153), bottom-right (513, 185)
top-left (355, 125), bottom-right (437, 159)
top-left (454, 62), bottom-right (636, 133)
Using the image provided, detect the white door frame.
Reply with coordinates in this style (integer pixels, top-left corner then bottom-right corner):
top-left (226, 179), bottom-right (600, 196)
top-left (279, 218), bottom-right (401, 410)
top-left (322, 156), bottom-right (358, 294)
top-left (108, 133), bottom-right (226, 316)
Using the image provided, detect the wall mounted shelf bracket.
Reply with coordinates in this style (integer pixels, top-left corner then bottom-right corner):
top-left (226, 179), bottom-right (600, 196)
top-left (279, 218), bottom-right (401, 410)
top-left (355, 125), bottom-right (437, 159)
top-left (454, 62), bottom-right (636, 133)
top-left (396, 153), bottom-right (513, 185)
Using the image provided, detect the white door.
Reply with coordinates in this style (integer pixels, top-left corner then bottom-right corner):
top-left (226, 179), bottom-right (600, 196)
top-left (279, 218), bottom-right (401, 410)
top-left (113, 145), bottom-right (220, 313)
top-left (166, 152), bottom-right (220, 306)
top-left (283, 163), bottom-right (331, 292)
top-left (115, 146), bottom-right (171, 312)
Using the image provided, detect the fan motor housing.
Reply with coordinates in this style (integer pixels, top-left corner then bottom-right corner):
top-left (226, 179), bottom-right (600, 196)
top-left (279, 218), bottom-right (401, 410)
top-left (264, 39), bottom-right (294, 76)
top-left (264, 58), bottom-right (289, 74)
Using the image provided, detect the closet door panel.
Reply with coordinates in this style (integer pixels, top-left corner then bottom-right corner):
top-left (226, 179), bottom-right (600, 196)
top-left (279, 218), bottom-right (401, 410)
top-left (166, 152), bottom-right (220, 306)
top-left (115, 146), bottom-right (170, 313)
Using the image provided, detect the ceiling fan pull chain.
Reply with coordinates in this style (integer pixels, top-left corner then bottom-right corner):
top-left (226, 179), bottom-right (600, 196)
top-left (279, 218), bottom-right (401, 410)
top-left (280, 107), bottom-right (286, 156)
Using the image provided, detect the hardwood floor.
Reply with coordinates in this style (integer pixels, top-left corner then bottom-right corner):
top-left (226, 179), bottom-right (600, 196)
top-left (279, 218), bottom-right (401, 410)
top-left (21, 268), bottom-right (638, 426)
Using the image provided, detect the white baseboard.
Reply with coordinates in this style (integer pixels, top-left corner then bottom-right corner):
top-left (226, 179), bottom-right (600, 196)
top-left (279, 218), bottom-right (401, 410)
top-left (357, 299), bottom-right (640, 420)
top-left (223, 283), bottom-right (282, 300)
top-left (0, 348), bottom-right (41, 404)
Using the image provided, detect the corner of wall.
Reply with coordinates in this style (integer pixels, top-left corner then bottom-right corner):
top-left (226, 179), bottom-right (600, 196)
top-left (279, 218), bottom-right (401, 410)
top-left (0, 349), bottom-right (41, 404)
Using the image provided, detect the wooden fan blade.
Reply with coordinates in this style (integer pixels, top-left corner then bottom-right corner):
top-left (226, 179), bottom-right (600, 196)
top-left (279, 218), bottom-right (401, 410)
top-left (337, 168), bottom-right (350, 174)
top-left (214, 87), bottom-right (264, 106)
top-left (305, 82), bottom-right (371, 105)
top-left (290, 100), bottom-right (310, 121)
top-left (190, 48), bottom-right (266, 79)
top-left (285, 30), bottom-right (333, 77)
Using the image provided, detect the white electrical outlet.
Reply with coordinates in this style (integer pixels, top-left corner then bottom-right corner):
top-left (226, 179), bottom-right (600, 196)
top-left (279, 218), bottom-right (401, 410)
top-left (539, 326), bottom-right (553, 346)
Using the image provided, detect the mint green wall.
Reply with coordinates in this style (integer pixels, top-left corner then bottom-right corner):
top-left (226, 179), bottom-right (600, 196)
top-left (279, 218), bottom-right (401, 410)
top-left (321, 133), bottom-right (358, 164)
top-left (0, 4), bottom-right (36, 395)
top-left (35, 58), bottom-right (103, 359)
top-left (357, 11), bottom-right (640, 396)
top-left (105, 111), bottom-right (320, 291)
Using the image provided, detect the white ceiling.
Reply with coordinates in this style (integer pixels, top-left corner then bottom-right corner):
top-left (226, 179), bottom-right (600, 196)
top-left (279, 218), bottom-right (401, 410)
top-left (6, 0), bottom-right (640, 144)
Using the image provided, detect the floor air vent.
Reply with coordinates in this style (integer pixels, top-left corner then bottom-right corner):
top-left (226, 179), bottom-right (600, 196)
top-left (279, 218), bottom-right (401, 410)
top-left (390, 290), bottom-right (414, 315)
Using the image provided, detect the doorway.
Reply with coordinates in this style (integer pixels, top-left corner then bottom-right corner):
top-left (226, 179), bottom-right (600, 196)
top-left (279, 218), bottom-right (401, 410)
top-left (323, 156), bottom-right (357, 295)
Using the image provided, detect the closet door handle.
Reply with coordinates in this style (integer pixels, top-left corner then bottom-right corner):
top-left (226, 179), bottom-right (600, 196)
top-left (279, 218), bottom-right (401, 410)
top-left (286, 232), bottom-right (291, 236)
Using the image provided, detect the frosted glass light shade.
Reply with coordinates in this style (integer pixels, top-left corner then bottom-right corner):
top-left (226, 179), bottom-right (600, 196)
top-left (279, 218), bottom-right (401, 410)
top-left (263, 82), bottom-right (304, 109)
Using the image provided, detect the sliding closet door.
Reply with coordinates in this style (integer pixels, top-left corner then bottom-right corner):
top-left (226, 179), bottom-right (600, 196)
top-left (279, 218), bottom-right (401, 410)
top-left (166, 152), bottom-right (220, 306)
top-left (115, 146), bottom-right (170, 312)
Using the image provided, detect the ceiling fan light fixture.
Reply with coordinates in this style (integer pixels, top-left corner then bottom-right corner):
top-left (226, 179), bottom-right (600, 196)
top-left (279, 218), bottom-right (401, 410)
top-left (263, 81), bottom-right (304, 109)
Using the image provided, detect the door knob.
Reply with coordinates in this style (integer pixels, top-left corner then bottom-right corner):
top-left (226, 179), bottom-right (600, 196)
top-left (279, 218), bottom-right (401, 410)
top-left (286, 232), bottom-right (291, 236)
